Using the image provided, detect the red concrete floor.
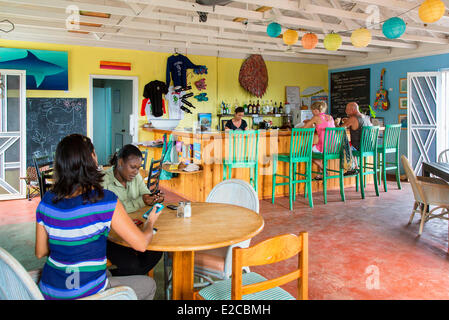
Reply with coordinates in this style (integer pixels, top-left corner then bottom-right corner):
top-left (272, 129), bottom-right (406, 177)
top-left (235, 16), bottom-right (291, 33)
top-left (1, 182), bottom-right (448, 300)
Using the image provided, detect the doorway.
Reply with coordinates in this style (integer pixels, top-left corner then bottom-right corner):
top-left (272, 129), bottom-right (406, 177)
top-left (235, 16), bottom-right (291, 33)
top-left (89, 75), bottom-right (138, 166)
top-left (0, 69), bottom-right (26, 200)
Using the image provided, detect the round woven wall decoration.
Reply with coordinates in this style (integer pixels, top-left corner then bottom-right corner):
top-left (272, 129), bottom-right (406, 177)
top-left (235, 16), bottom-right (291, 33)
top-left (239, 54), bottom-right (268, 98)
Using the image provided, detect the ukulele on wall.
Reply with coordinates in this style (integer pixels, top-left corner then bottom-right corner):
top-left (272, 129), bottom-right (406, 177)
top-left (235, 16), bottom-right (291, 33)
top-left (373, 68), bottom-right (390, 111)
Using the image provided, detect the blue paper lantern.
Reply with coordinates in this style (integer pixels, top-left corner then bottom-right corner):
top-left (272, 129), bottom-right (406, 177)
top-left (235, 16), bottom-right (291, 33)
top-left (267, 22), bottom-right (282, 38)
top-left (382, 17), bottom-right (406, 39)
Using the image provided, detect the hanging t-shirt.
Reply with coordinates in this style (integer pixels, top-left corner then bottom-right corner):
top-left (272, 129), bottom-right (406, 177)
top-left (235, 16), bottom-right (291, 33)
top-left (166, 54), bottom-right (201, 88)
top-left (143, 80), bottom-right (168, 117)
top-left (165, 86), bottom-right (184, 120)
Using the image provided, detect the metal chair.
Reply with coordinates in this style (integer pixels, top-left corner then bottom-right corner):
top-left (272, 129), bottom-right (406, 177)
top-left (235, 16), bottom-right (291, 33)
top-left (0, 247), bottom-right (137, 300)
top-left (272, 128), bottom-right (315, 210)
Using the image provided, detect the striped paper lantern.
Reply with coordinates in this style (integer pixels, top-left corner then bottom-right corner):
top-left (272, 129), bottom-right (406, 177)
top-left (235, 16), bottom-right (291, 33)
top-left (283, 29), bottom-right (299, 46)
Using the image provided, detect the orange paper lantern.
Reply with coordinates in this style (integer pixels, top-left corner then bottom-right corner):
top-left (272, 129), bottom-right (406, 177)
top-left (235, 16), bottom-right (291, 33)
top-left (283, 29), bottom-right (299, 46)
top-left (301, 33), bottom-right (318, 49)
top-left (419, 0), bottom-right (445, 23)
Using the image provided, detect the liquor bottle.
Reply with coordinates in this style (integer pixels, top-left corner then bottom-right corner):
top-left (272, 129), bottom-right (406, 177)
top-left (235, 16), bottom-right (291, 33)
top-left (249, 100), bottom-right (254, 114)
top-left (270, 100), bottom-right (274, 114)
top-left (279, 102), bottom-right (283, 114)
top-left (256, 100), bottom-right (260, 114)
top-left (243, 101), bottom-right (248, 114)
top-left (274, 102), bottom-right (278, 114)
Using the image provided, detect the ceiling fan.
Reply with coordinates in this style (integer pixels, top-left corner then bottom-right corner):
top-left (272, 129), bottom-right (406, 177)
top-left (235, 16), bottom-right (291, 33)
top-left (195, 0), bottom-right (232, 22)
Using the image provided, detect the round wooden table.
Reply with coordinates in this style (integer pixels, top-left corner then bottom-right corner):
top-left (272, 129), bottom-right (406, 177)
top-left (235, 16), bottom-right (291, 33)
top-left (108, 202), bottom-right (264, 300)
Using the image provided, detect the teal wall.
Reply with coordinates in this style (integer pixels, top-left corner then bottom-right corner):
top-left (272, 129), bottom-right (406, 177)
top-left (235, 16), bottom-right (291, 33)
top-left (329, 52), bottom-right (449, 173)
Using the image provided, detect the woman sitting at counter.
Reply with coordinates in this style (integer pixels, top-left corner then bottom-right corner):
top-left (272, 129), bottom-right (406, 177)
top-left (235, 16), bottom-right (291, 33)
top-left (303, 101), bottom-right (335, 180)
top-left (102, 144), bottom-right (162, 276)
top-left (225, 107), bottom-right (247, 131)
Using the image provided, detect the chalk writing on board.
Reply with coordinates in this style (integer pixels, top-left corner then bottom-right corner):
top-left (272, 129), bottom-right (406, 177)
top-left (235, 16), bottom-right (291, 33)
top-left (330, 69), bottom-right (370, 118)
top-left (26, 98), bottom-right (87, 167)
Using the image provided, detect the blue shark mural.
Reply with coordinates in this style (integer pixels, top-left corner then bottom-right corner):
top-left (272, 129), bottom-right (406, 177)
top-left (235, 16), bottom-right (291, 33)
top-left (0, 48), bottom-right (68, 90)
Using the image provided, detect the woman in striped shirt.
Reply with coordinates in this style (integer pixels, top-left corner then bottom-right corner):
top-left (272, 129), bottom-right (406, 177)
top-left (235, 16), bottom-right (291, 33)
top-left (34, 134), bottom-right (161, 300)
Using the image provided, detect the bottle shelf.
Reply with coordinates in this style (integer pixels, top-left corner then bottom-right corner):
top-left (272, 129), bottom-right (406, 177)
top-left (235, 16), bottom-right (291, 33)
top-left (217, 113), bottom-right (289, 117)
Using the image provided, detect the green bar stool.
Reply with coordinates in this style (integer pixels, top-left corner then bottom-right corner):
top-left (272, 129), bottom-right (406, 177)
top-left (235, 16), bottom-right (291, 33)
top-left (223, 130), bottom-right (259, 192)
top-left (352, 126), bottom-right (380, 199)
top-left (311, 127), bottom-right (346, 204)
top-left (377, 124), bottom-right (402, 192)
top-left (272, 128), bottom-right (315, 210)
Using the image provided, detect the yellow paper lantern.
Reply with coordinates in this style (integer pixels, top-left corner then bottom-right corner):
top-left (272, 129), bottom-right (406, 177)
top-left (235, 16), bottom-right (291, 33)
top-left (324, 33), bottom-right (342, 51)
top-left (419, 0), bottom-right (445, 23)
top-left (283, 29), bottom-right (299, 46)
top-left (351, 28), bottom-right (372, 48)
top-left (301, 33), bottom-right (318, 49)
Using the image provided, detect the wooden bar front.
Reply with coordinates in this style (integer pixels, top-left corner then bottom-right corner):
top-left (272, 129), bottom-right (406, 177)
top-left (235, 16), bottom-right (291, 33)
top-left (140, 128), bottom-right (364, 202)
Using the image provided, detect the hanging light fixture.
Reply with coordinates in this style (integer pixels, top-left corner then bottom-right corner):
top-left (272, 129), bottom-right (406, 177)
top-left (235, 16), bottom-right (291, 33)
top-left (323, 33), bottom-right (342, 51)
top-left (283, 29), bottom-right (299, 45)
top-left (382, 17), bottom-right (406, 39)
top-left (351, 28), bottom-right (372, 48)
top-left (419, 0), bottom-right (445, 23)
top-left (266, 22), bottom-right (282, 38)
top-left (301, 33), bottom-right (318, 49)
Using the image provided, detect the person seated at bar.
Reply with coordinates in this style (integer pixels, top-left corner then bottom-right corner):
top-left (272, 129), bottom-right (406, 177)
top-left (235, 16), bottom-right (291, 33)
top-left (340, 102), bottom-right (373, 151)
top-left (102, 144), bottom-right (163, 276)
top-left (339, 102), bottom-right (373, 174)
top-left (225, 107), bottom-right (247, 131)
top-left (303, 101), bottom-right (335, 180)
top-left (35, 134), bottom-right (161, 300)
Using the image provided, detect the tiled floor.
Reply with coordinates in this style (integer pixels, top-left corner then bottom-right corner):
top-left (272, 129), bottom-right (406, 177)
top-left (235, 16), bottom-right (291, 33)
top-left (1, 181), bottom-right (448, 300)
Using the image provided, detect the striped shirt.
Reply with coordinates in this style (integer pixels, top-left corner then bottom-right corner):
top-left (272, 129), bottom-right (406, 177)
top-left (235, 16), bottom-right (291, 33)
top-left (36, 190), bottom-right (117, 300)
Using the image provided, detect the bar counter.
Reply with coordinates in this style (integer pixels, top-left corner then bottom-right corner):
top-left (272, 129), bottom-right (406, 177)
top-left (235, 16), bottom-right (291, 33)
top-left (139, 128), bottom-right (362, 202)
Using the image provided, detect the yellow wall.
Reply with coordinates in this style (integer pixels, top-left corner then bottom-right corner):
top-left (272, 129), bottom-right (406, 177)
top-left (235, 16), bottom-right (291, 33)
top-left (0, 39), bottom-right (328, 139)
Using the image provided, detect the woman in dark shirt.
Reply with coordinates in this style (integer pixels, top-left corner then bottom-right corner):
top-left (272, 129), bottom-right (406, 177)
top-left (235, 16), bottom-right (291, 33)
top-left (225, 107), bottom-right (247, 131)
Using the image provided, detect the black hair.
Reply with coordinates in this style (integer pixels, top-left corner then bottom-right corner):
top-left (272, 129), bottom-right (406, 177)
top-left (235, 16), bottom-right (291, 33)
top-left (109, 144), bottom-right (143, 167)
top-left (235, 107), bottom-right (245, 114)
top-left (52, 134), bottom-right (104, 204)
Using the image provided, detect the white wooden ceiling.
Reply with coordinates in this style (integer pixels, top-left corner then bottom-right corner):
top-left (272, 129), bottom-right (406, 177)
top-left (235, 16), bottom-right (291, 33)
top-left (1, 0), bottom-right (449, 64)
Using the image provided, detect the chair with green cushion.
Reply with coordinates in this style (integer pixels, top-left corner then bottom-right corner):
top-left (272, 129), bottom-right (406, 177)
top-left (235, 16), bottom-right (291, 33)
top-left (352, 126), bottom-right (380, 199)
top-left (377, 124), bottom-right (401, 192)
top-left (272, 128), bottom-right (315, 210)
top-left (311, 127), bottom-right (346, 204)
top-left (223, 130), bottom-right (259, 192)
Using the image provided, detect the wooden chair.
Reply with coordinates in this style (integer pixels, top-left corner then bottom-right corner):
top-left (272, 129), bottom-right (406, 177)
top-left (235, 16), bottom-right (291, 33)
top-left (195, 232), bottom-right (308, 300)
top-left (401, 155), bottom-right (449, 235)
top-left (20, 167), bottom-right (40, 201)
top-left (223, 130), bottom-right (259, 192)
top-left (311, 127), bottom-right (346, 204)
top-left (377, 124), bottom-right (402, 192)
top-left (438, 149), bottom-right (449, 163)
top-left (272, 128), bottom-right (315, 210)
top-left (0, 247), bottom-right (137, 300)
top-left (32, 154), bottom-right (54, 199)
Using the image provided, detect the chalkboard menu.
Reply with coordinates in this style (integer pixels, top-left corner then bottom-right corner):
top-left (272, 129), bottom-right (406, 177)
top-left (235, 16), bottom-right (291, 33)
top-left (26, 98), bottom-right (87, 167)
top-left (330, 68), bottom-right (370, 118)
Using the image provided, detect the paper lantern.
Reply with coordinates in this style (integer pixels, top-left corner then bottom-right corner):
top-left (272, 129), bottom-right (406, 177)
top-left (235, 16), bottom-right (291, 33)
top-left (267, 22), bottom-right (282, 38)
top-left (351, 28), bottom-right (372, 48)
top-left (382, 17), bottom-right (406, 39)
top-left (323, 33), bottom-right (342, 51)
top-left (283, 29), bottom-right (299, 46)
top-left (301, 33), bottom-right (318, 49)
top-left (419, 0), bottom-right (445, 23)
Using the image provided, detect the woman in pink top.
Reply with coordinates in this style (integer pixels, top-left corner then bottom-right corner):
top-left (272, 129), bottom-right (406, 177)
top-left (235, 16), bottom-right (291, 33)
top-left (303, 101), bottom-right (335, 180)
